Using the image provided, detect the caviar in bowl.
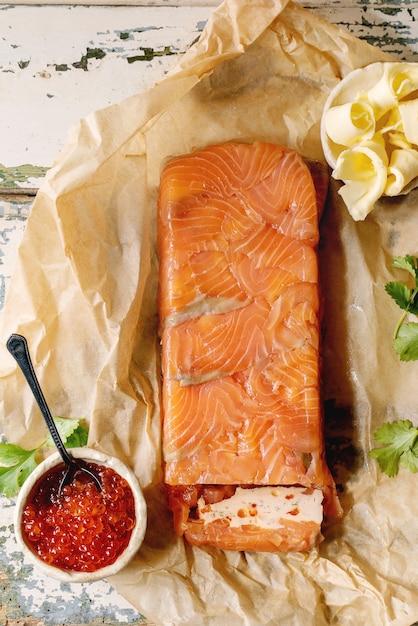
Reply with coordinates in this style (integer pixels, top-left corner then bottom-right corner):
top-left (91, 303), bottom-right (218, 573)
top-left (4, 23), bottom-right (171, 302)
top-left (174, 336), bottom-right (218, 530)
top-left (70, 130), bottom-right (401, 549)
top-left (14, 447), bottom-right (147, 582)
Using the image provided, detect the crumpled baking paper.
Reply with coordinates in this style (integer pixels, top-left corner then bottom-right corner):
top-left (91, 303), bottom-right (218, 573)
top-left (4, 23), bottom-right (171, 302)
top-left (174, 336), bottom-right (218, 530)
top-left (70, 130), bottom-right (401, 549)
top-left (1, 1), bottom-right (418, 624)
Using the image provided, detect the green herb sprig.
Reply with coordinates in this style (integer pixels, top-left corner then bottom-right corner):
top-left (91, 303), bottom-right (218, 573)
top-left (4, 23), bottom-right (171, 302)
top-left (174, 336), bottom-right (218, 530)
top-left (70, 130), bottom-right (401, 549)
top-left (371, 257), bottom-right (418, 476)
top-left (385, 254), bottom-right (418, 361)
top-left (0, 417), bottom-right (88, 498)
top-left (370, 419), bottom-right (418, 477)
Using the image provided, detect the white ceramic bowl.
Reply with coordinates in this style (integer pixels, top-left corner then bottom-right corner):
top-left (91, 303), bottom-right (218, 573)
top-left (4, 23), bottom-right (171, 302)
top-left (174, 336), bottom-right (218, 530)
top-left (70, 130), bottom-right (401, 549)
top-left (14, 447), bottom-right (147, 582)
top-left (321, 61), bottom-right (418, 172)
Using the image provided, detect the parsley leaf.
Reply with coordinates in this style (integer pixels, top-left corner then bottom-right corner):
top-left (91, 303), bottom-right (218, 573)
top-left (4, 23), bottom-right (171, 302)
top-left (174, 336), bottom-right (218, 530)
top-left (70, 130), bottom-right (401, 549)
top-left (0, 442), bottom-right (37, 467)
top-left (393, 322), bottom-right (418, 361)
top-left (385, 255), bottom-right (418, 359)
top-left (392, 254), bottom-right (418, 280)
top-left (64, 423), bottom-right (89, 448)
top-left (0, 448), bottom-right (39, 498)
top-left (400, 445), bottom-right (418, 473)
top-left (370, 420), bottom-right (418, 477)
top-left (385, 281), bottom-right (413, 312)
top-left (45, 417), bottom-right (88, 448)
top-left (0, 417), bottom-right (89, 497)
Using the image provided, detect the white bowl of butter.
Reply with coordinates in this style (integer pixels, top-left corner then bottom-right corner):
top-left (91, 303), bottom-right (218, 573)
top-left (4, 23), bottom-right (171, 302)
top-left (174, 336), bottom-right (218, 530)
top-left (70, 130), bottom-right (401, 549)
top-left (320, 62), bottom-right (418, 220)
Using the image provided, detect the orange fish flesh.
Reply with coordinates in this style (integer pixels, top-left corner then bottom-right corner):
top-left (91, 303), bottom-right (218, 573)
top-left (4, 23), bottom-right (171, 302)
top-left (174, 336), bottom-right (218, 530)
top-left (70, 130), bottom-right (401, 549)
top-left (158, 142), bottom-right (342, 552)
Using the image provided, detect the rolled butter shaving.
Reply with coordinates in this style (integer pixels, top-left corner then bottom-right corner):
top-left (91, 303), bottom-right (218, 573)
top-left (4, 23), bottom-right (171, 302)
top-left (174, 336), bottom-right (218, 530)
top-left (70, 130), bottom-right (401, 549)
top-left (387, 130), bottom-right (413, 150)
top-left (385, 148), bottom-right (418, 196)
top-left (366, 63), bottom-right (418, 119)
top-left (324, 100), bottom-right (375, 146)
top-left (333, 139), bottom-right (388, 221)
top-left (399, 100), bottom-right (418, 145)
top-left (379, 106), bottom-right (402, 136)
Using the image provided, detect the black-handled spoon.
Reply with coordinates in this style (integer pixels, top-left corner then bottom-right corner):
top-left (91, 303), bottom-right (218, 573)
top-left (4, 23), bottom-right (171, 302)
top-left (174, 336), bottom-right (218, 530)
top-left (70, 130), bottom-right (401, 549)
top-left (6, 333), bottom-right (101, 496)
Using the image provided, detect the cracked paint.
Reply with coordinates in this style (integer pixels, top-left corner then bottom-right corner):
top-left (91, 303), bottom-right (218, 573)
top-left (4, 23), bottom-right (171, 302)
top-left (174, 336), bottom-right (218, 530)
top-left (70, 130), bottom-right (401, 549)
top-left (72, 46), bottom-right (107, 71)
top-left (0, 164), bottom-right (48, 188)
top-left (311, 4), bottom-right (418, 61)
top-left (0, 200), bottom-right (31, 309)
top-left (0, 5), bottom-right (211, 166)
top-left (0, 490), bottom-right (148, 625)
top-left (0, 6), bottom-right (204, 77)
top-left (127, 45), bottom-right (175, 63)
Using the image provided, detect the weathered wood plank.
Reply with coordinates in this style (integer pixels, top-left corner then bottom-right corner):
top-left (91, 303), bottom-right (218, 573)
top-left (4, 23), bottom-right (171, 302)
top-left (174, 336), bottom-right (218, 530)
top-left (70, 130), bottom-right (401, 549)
top-left (1, 2), bottom-right (417, 625)
top-left (1, 3), bottom-right (416, 169)
top-left (0, 199), bottom-right (32, 310)
top-left (0, 4), bottom-right (210, 167)
top-left (310, 3), bottom-right (418, 62)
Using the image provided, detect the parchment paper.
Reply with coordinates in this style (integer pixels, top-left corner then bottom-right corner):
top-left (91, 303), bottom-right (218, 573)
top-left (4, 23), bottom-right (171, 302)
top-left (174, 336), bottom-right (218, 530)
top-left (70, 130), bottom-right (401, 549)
top-left (1, 1), bottom-right (418, 624)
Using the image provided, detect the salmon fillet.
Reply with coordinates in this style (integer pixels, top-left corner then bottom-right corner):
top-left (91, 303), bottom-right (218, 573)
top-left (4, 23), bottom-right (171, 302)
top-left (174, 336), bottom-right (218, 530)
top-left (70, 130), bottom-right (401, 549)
top-left (158, 142), bottom-right (342, 552)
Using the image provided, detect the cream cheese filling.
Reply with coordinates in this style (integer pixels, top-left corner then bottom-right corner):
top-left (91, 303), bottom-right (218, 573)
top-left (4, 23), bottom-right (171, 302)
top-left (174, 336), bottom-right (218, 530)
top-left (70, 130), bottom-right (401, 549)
top-left (197, 485), bottom-right (323, 529)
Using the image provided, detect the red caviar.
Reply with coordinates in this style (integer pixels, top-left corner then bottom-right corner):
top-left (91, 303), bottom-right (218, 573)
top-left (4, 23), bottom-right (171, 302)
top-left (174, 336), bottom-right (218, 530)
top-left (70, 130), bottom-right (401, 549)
top-left (21, 462), bottom-right (136, 572)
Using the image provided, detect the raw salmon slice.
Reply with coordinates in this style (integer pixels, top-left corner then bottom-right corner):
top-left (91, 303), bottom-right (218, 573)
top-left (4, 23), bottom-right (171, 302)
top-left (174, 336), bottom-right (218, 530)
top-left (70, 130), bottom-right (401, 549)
top-left (158, 142), bottom-right (342, 552)
top-left (162, 283), bottom-right (319, 384)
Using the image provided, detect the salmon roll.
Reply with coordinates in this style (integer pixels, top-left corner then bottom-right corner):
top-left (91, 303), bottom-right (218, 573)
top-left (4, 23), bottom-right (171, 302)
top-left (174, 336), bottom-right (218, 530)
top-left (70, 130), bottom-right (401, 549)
top-left (158, 142), bottom-right (342, 552)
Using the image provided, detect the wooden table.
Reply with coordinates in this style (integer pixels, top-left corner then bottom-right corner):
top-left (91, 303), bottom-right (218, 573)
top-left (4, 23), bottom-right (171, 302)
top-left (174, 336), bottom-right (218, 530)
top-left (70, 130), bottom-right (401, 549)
top-left (1, 1), bottom-right (417, 624)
